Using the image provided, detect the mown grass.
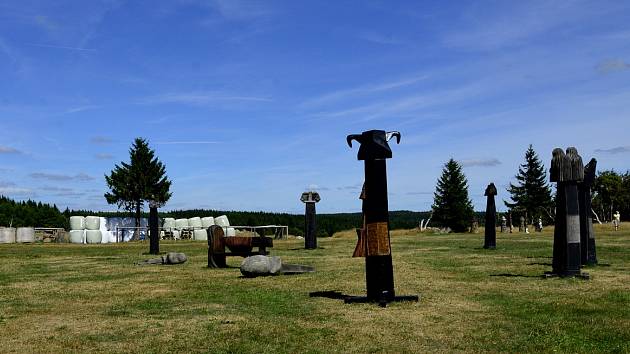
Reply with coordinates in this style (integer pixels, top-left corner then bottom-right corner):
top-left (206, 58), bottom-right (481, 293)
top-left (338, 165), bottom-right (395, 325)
top-left (0, 225), bottom-right (628, 353)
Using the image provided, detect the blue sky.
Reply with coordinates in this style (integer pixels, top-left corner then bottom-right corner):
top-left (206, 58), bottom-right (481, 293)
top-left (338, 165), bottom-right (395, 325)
top-left (1, 0), bottom-right (630, 214)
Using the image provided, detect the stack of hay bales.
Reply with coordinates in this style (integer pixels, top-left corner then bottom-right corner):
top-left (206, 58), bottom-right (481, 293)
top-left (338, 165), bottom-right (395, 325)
top-left (201, 217), bottom-right (215, 228)
top-left (16, 227), bottom-right (35, 243)
top-left (162, 218), bottom-right (177, 239)
top-left (99, 217), bottom-right (114, 243)
top-left (0, 227), bottom-right (16, 243)
top-left (175, 218), bottom-right (189, 239)
top-left (188, 217), bottom-right (207, 240)
top-left (85, 216), bottom-right (102, 244)
top-left (215, 215), bottom-right (236, 237)
top-left (69, 216), bottom-right (86, 244)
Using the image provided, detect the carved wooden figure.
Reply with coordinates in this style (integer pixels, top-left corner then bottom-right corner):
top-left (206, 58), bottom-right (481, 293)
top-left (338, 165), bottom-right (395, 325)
top-left (579, 158), bottom-right (597, 265)
top-left (484, 183), bottom-right (497, 249)
top-left (300, 191), bottom-right (321, 250)
top-left (550, 147), bottom-right (587, 278)
top-left (345, 130), bottom-right (418, 306)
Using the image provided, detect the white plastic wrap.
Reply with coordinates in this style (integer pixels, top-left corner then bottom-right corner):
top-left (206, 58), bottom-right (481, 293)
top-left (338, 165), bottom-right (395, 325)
top-left (85, 216), bottom-right (100, 230)
top-left (215, 215), bottom-right (230, 227)
top-left (193, 229), bottom-right (208, 241)
top-left (175, 218), bottom-right (189, 229)
top-left (0, 227), bottom-right (16, 243)
top-left (163, 218), bottom-right (176, 229)
top-left (201, 217), bottom-right (215, 228)
top-left (69, 230), bottom-right (85, 244)
top-left (70, 216), bottom-right (85, 230)
top-left (188, 217), bottom-right (202, 228)
top-left (86, 230), bottom-right (102, 244)
top-left (172, 230), bottom-right (180, 240)
top-left (226, 227), bottom-right (236, 237)
top-left (16, 227), bottom-right (35, 243)
top-left (99, 217), bottom-right (112, 244)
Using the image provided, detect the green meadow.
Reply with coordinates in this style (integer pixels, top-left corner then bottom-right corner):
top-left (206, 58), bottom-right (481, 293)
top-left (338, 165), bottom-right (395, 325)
top-left (0, 224), bottom-right (628, 353)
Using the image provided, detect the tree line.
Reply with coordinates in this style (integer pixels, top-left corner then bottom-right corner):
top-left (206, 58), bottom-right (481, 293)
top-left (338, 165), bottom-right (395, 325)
top-left (0, 196), bottom-right (68, 229)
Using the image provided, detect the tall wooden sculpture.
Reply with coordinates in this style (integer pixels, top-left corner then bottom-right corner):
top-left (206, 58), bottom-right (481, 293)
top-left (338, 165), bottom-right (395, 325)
top-left (549, 147), bottom-right (588, 278)
top-left (345, 130), bottom-right (418, 306)
top-left (149, 200), bottom-right (160, 255)
top-left (300, 191), bottom-right (321, 250)
top-left (484, 183), bottom-right (497, 249)
top-left (579, 158), bottom-right (598, 265)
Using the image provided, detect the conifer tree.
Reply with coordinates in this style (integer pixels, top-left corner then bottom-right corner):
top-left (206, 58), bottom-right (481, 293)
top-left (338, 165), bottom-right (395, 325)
top-left (504, 145), bottom-right (553, 223)
top-left (105, 138), bottom-right (172, 230)
top-left (432, 159), bottom-right (474, 232)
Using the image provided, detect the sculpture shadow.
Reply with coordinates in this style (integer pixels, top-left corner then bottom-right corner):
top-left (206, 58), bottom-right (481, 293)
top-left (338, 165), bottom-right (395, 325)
top-left (309, 290), bottom-right (351, 300)
top-left (288, 247), bottom-right (326, 251)
top-left (489, 273), bottom-right (541, 278)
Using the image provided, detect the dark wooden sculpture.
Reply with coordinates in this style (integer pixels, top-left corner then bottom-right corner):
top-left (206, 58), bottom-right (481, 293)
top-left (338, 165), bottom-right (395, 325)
top-left (345, 130), bottom-right (418, 306)
top-left (549, 147), bottom-right (588, 278)
top-left (207, 225), bottom-right (273, 268)
top-left (300, 191), bottom-right (321, 250)
top-left (149, 201), bottom-right (160, 255)
top-left (579, 158), bottom-right (598, 265)
top-left (484, 183), bottom-right (497, 249)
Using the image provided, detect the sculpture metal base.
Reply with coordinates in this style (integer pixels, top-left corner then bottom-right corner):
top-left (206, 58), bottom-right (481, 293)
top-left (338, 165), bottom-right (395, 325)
top-left (344, 291), bottom-right (419, 308)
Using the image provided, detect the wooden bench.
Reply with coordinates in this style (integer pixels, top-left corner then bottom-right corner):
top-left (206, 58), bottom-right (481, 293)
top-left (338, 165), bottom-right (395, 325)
top-left (207, 225), bottom-right (273, 268)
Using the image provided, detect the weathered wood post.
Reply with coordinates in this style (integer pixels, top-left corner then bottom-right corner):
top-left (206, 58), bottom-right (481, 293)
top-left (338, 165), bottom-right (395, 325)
top-left (149, 200), bottom-right (160, 255)
top-left (300, 191), bottom-right (321, 250)
top-left (345, 130), bottom-right (418, 306)
top-left (549, 147), bottom-right (588, 278)
top-left (579, 158), bottom-right (598, 265)
top-left (484, 183), bottom-right (497, 249)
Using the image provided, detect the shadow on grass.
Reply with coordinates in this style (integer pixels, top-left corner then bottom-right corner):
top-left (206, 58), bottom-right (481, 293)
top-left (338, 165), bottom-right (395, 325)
top-left (309, 290), bottom-right (350, 300)
top-left (288, 247), bottom-right (326, 251)
top-left (527, 262), bottom-right (552, 266)
top-left (489, 273), bottom-right (542, 278)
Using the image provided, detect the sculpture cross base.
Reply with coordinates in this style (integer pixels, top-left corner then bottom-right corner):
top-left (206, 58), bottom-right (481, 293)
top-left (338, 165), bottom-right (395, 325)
top-left (344, 291), bottom-right (419, 308)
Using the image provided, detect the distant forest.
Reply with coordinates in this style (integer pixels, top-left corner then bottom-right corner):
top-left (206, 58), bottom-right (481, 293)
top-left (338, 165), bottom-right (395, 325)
top-left (1, 195), bottom-right (522, 235)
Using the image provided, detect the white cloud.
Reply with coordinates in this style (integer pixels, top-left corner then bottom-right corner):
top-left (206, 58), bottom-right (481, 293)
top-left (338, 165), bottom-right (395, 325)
top-left (460, 158), bottom-right (502, 167)
top-left (0, 146), bottom-right (22, 154)
top-left (138, 92), bottom-right (272, 105)
top-left (594, 146), bottom-right (630, 154)
top-left (597, 59), bottom-right (630, 74)
top-left (29, 172), bottom-right (94, 181)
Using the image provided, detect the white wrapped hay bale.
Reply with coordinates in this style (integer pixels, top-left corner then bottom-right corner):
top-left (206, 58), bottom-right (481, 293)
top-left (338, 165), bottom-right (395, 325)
top-left (201, 217), bottom-right (215, 228)
top-left (70, 230), bottom-right (85, 244)
top-left (215, 215), bottom-right (230, 227)
top-left (99, 217), bottom-right (111, 244)
top-left (16, 227), bottom-right (35, 243)
top-left (188, 217), bottom-right (203, 228)
top-left (226, 227), bottom-right (236, 237)
top-left (175, 218), bottom-right (189, 229)
top-left (193, 229), bottom-right (208, 241)
top-left (70, 216), bottom-right (85, 230)
top-left (0, 227), bottom-right (16, 243)
top-left (163, 218), bottom-right (176, 230)
top-left (85, 216), bottom-right (100, 230)
top-left (86, 230), bottom-right (102, 244)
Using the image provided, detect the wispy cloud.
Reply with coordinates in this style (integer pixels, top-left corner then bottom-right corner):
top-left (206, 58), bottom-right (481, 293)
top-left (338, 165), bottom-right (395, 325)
top-left (25, 43), bottom-right (96, 52)
top-left (95, 153), bottom-right (113, 159)
top-left (597, 59), bottom-right (630, 74)
top-left (60, 105), bottom-right (100, 115)
top-left (139, 92), bottom-right (273, 105)
top-left (0, 146), bottom-right (22, 154)
top-left (594, 146), bottom-right (630, 154)
top-left (0, 181), bottom-right (16, 188)
top-left (0, 186), bottom-right (35, 197)
top-left (39, 186), bottom-right (86, 197)
top-left (460, 158), bottom-right (502, 167)
top-left (210, 0), bottom-right (273, 21)
top-left (90, 136), bottom-right (113, 144)
top-left (30, 172), bottom-right (94, 181)
top-left (301, 75), bottom-right (428, 108)
top-left (0, 36), bottom-right (17, 62)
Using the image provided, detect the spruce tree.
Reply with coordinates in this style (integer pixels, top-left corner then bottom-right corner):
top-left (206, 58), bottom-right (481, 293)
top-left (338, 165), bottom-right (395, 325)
top-left (432, 159), bottom-right (474, 232)
top-left (105, 138), bottom-right (172, 250)
top-left (504, 145), bottom-right (553, 223)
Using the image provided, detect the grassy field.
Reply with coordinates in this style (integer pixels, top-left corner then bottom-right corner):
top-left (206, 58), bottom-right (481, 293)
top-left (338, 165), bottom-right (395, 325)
top-left (0, 225), bottom-right (628, 353)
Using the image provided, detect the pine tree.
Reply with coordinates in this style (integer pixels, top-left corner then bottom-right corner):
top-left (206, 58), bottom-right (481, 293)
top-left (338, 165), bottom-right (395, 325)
top-left (504, 145), bottom-right (553, 223)
top-left (105, 138), bottom-right (172, 230)
top-left (432, 159), bottom-right (474, 232)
